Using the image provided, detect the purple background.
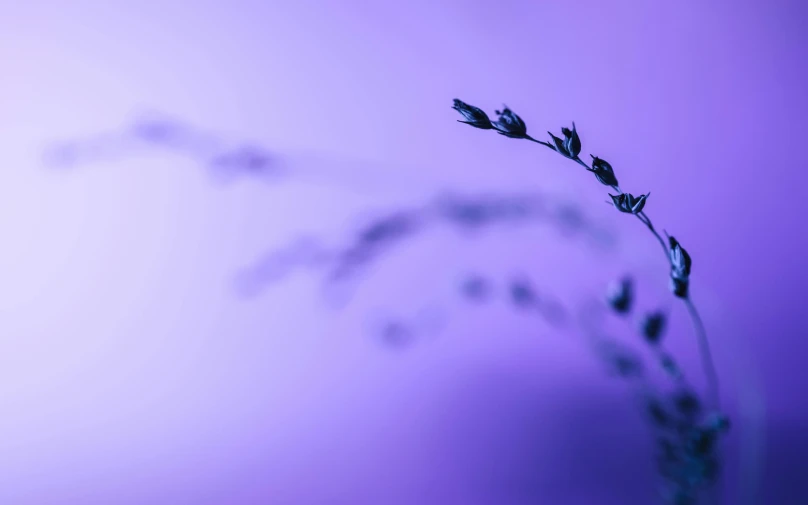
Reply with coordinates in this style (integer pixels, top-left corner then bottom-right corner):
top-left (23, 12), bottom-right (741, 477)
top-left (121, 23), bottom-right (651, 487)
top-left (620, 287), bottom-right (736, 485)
top-left (1, 1), bottom-right (806, 503)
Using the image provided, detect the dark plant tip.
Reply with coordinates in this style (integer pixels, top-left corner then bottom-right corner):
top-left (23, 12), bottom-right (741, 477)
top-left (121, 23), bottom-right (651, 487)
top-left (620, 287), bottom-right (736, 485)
top-left (640, 311), bottom-right (667, 343)
top-left (606, 277), bottom-right (633, 314)
top-left (673, 390), bottom-right (702, 419)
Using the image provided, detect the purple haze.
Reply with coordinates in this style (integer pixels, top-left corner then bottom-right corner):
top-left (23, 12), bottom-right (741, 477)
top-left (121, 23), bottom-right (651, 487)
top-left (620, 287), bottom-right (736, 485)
top-left (1, 1), bottom-right (806, 504)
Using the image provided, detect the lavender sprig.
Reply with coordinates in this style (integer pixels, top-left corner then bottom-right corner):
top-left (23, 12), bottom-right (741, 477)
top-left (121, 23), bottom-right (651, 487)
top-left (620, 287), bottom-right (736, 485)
top-left (451, 99), bottom-right (720, 410)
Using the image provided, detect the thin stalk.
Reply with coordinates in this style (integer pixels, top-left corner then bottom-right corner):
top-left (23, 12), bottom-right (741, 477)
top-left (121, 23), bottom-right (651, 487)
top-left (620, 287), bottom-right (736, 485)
top-left (685, 296), bottom-right (721, 408)
top-left (637, 212), bottom-right (670, 259)
top-left (523, 143), bottom-right (721, 410)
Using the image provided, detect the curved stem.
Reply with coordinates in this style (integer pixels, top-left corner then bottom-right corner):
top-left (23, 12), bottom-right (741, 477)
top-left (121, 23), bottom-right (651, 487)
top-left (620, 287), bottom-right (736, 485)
top-left (685, 296), bottom-right (721, 409)
top-left (525, 136), bottom-right (552, 148)
top-left (525, 140), bottom-right (721, 411)
top-left (636, 212), bottom-right (669, 258)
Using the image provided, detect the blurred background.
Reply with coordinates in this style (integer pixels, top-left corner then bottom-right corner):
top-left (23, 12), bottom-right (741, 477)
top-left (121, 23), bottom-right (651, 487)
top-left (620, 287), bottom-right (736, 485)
top-left (1, 1), bottom-right (806, 503)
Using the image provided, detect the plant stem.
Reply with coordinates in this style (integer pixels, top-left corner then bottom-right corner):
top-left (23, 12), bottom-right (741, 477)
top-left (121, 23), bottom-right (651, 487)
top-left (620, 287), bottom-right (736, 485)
top-left (523, 143), bottom-right (721, 410)
top-left (637, 212), bottom-right (670, 258)
top-left (526, 136), bottom-right (552, 148)
top-left (685, 296), bottom-right (721, 408)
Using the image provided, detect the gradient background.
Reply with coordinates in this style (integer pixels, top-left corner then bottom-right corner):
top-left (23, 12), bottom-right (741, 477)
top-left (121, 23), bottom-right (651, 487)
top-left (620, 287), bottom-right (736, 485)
top-left (1, 1), bottom-right (806, 504)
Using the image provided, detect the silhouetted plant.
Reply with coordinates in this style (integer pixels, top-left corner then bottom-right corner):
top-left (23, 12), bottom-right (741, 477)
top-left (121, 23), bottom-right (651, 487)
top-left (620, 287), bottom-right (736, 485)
top-left (452, 99), bottom-right (720, 406)
top-left (235, 191), bottom-right (616, 297)
top-left (43, 114), bottom-right (281, 182)
top-left (45, 110), bottom-right (736, 504)
top-left (452, 99), bottom-right (728, 504)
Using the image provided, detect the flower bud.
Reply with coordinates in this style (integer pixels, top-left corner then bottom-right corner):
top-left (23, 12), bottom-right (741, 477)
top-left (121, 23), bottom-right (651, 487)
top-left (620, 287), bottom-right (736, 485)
top-left (492, 106), bottom-right (529, 139)
top-left (609, 192), bottom-right (649, 214)
top-left (452, 99), bottom-right (493, 129)
top-left (547, 122), bottom-right (582, 159)
top-left (588, 155), bottom-right (619, 187)
top-left (606, 277), bottom-right (633, 314)
top-left (668, 236), bottom-right (692, 298)
top-left (670, 277), bottom-right (689, 298)
top-left (640, 311), bottom-right (666, 344)
top-left (673, 390), bottom-right (702, 420)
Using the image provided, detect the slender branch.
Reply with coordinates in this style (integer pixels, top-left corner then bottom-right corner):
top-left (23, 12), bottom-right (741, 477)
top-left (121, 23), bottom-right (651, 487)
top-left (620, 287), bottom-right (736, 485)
top-left (685, 296), bottom-right (721, 408)
top-left (636, 212), bottom-right (670, 258)
top-left (571, 157), bottom-right (669, 257)
top-left (523, 146), bottom-right (721, 410)
top-left (459, 111), bottom-right (729, 501)
top-left (526, 137), bottom-right (555, 151)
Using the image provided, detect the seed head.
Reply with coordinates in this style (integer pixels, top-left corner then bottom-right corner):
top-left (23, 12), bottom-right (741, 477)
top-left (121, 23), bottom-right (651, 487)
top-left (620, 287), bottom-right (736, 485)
top-left (609, 192), bottom-right (650, 214)
top-left (491, 105), bottom-right (529, 139)
top-left (547, 122), bottom-right (582, 158)
top-left (451, 99), bottom-right (493, 130)
top-left (588, 155), bottom-right (619, 187)
top-left (640, 311), bottom-right (667, 344)
top-left (606, 277), bottom-right (633, 314)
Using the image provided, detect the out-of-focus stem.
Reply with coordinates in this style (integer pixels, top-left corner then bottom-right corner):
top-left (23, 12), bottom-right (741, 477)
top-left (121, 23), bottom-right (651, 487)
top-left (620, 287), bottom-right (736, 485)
top-left (685, 296), bottom-right (721, 408)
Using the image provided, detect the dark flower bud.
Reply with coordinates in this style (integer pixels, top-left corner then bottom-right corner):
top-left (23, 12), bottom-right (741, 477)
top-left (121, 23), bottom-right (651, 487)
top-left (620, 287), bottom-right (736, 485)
top-left (547, 122), bottom-right (582, 159)
top-left (668, 236), bottom-right (692, 298)
top-left (606, 277), bottom-right (633, 314)
top-left (609, 192), bottom-right (650, 214)
top-left (640, 311), bottom-right (667, 344)
top-left (668, 236), bottom-right (692, 277)
top-left (588, 155), bottom-right (619, 187)
top-left (670, 276), bottom-right (689, 298)
top-left (492, 106), bottom-right (529, 139)
top-left (668, 237), bottom-right (692, 278)
top-left (452, 99), bottom-right (493, 129)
